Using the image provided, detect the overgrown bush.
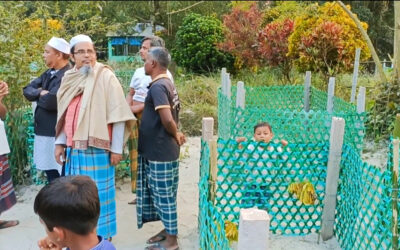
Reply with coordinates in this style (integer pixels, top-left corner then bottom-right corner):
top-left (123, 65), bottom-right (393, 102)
top-left (218, 2), bottom-right (263, 72)
top-left (175, 74), bottom-right (219, 136)
top-left (288, 2), bottom-right (371, 79)
top-left (258, 18), bottom-right (294, 82)
top-left (172, 13), bottom-right (233, 73)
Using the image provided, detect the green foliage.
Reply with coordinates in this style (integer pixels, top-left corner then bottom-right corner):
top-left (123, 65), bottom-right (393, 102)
top-left (218, 3), bottom-right (263, 72)
top-left (258, 18), bottom-right (295, 82)
top-left (262, 1), bottom-right (310, 25)
top-left (347, 1), bottom-right (393, 60)
top-left (175, 73), bottom-right (219, 136)
top-left (4, 109), bottom-right (32, 185)
top-left (172, 13), bottom-right (233, 73)
top-left (367, 80), bottom-right (400, 140)
top-left (287, 2), bottom-right (371, 80)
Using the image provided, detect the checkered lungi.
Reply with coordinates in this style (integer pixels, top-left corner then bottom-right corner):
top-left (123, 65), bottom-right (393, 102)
top-left (136, 155), bottom-right (179, 235)
top-left (128, 112), bottom-right (141, 193)
top-left (0, 155), bottom-right (16, 214)
top-left (65, 147), bottom-right (116, 238)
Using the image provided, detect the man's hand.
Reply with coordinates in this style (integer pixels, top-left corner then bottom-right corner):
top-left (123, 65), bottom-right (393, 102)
top-left (110, 153), bottom-right (122, 166)
top-left (0, 81), bottom-right (9, 100)
top-left (40, 90), bottom-right (49, 96)
top-left (38, 236), bottom-right (61, 250)
top-left (54, 145), bottom-right (65, 165)
top-left (175, 132), bottom-right (186, 146)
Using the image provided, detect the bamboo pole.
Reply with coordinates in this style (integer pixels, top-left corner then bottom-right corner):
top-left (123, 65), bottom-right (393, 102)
top-left (394, 2), bottom-right (400, 80)
top-left (337, 1), bottom-right (387, 84)
top-left (392, 138), bottom-right (399, 250)
top-left (350, 48), bottom-right (361, 103)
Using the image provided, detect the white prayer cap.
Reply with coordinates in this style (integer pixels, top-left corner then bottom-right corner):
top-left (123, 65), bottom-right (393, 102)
top-left (69, 34), bottom-right (93, 48)
top-left (47, 37), bottom-right (70, 54)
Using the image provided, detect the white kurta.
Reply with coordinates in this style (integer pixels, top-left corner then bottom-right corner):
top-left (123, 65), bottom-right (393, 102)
top-left (33, 135), bottom-right (62, 174)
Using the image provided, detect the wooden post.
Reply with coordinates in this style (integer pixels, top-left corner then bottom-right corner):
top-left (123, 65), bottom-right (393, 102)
top-left (327, 77), bottom-right (335, 114)
top-left (350, 48), bottom-right (361, 103)
top-left (303, 71), bottom-right (311, 112)
top-left (236, 81), bottom-right (245, 109)
top-left (356, 87), bottom-right (366, 114)
top-left (392, 138), bottom-right (399, 250)
top-left (321, 117), bottom-right (345, 241)
top-left (238, 208), bottom-right (270, 250)
top-left (209, 138), bottom-right (218, 202)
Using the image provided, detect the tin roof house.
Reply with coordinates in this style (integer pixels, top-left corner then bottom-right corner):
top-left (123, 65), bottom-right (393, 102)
top-left (107, 22), bottom-right (165, 62)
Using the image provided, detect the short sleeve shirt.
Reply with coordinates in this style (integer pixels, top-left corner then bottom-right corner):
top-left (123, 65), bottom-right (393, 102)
top-left (129, 67), bottom-right (174, 103)
top-left (138, 77), bottom-right (180, 161)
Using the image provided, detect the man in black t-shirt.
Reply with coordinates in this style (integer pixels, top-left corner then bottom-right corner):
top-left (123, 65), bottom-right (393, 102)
top-left (137, 47), bottom-right (185, 250)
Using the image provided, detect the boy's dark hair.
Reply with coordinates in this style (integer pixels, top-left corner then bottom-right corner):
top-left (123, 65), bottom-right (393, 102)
top-left (34, 175), bottom-right (100, 235)
top-left (254, 122), bottom-right (272, 133)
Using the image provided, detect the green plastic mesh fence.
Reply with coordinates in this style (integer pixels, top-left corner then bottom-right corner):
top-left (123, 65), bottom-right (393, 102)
top-left (214, 138), bottom-right (329, 235)
top-left (199, 140), bottom-right (231, 249)
top-left (198, 82), bottom-right (395, 249)
top-left (219, 86), bottom-right (365, 151)
top-left (335, 144), bottom-right (395, 249)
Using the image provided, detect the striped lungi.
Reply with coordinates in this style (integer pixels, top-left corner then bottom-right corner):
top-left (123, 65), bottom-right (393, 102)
top-left (136, 155), bottom-right (179, 235)
top-left (64, 147), bottom-right (116, 238)
top-left (0, 155), bottom-right (16, 214)
top-left (128, 112), bottom-right (141, 193)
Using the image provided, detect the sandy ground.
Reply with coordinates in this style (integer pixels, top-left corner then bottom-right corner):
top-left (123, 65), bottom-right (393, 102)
top-left (3, 136), bottom-right (387, 250)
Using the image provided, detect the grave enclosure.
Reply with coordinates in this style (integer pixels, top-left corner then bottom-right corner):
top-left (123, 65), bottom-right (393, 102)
top-left (198, 69), bottom-right (399, 249)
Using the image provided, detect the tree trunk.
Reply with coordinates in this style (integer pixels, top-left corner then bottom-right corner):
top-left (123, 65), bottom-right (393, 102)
top-left (337, 1), bottom-right (387, 84)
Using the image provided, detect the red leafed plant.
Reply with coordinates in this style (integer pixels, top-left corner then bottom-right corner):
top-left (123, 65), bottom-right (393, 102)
top-left (298, 21), bottom-right (344, 79)
top-left (258, 18), bottom-right (294, 82)
top-left (218, 3), bottom-right (263, 72)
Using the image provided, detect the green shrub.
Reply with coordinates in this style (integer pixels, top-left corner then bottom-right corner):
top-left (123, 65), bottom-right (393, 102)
top-left (172, 13), bottom-right (233, 73)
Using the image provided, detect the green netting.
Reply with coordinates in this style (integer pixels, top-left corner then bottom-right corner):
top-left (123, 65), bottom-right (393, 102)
top-left (335, 144), bottom-right (395, 249)
top-left (199, 140), bottom-right (231, 249)
top-left (215, 138), bottom-right (328, 235)
top-left (199, 139), bottom-right (399, 249)
top-left (218, 86), bottom-right (365, 151)
top-left (199, 83), bottom-right (396, 249)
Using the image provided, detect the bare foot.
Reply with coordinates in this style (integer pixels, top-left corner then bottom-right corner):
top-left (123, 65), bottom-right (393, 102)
top-left (146, 229), bottom-right (167, 244)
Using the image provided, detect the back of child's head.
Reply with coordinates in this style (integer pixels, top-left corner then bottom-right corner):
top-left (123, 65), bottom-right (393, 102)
top-left (254, 122), bottom-right (272, 133)
top-left (34, 175), bottom-right (100, 235)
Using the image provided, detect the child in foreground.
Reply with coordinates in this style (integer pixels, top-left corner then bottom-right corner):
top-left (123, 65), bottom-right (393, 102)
top-left (34, 175), bottom-right (116, 250)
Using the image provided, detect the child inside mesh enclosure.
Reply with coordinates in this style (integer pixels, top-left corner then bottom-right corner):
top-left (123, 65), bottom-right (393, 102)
top-left (34, 175), bottom-right (116, 250)
top-left (236, 121), bottom-right (288, 149)
top-left (235, 122), bottom-right (288, 209)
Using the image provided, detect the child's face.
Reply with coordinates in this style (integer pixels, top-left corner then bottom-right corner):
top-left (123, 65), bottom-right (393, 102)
top-left (254, 126), bottom-right (274, 143)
